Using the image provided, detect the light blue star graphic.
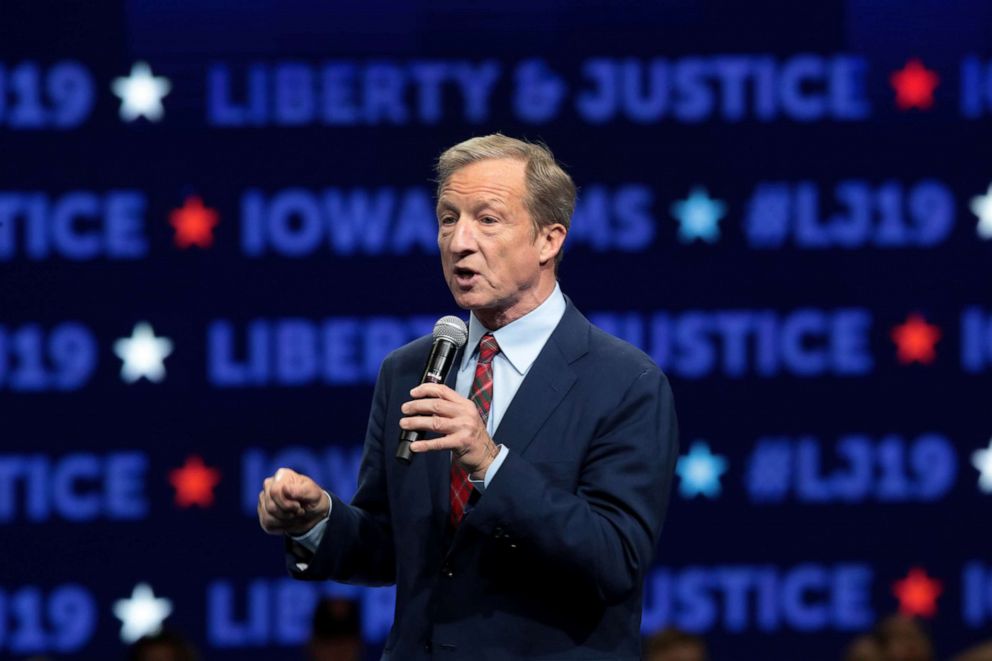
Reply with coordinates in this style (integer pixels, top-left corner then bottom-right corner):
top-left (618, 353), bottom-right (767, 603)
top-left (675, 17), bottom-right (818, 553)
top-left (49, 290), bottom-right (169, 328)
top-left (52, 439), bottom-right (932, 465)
top-left (671, 187), bottom-right (727, 243)
top-left (676, 441), bottom-right (728, 498)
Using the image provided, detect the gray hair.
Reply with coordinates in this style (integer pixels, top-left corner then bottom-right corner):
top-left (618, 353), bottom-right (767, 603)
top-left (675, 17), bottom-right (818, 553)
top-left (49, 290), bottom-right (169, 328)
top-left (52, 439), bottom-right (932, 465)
top-left (435, 134), bottom-right (576, 269)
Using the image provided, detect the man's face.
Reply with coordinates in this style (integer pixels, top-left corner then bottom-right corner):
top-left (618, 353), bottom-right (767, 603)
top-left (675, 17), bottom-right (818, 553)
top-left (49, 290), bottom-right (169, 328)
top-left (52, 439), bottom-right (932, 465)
top-left (437, 158), bottom-right (559, 325)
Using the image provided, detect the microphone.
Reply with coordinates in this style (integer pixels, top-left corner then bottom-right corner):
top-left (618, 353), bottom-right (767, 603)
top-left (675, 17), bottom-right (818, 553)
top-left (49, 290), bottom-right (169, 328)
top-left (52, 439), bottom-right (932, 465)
top-left (395, 315), bottom-right (468, 464)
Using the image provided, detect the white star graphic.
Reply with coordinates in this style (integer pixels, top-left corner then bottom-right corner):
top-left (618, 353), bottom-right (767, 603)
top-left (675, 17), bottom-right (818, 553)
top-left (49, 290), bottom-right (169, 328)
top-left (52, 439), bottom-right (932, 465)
top-left (671, 187), bottom-right (727, 243)
top-left (113, 583), bottom-right (173, 644)
top-left (971, 185), bottom-right (992, 240)
top-left (112, 62), bottom-right (171, 122)
top-left (972, 439), bottom-right (992, 493)
top-left (114, 322), bottom-right (174, 383)
top-left (675, 440), bottom-right (728, 498)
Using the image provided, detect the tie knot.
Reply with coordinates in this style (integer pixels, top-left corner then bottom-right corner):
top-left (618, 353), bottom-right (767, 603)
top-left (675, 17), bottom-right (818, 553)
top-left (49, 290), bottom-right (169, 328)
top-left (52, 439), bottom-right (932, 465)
top-left (477, 334), bottom-right (500, 364)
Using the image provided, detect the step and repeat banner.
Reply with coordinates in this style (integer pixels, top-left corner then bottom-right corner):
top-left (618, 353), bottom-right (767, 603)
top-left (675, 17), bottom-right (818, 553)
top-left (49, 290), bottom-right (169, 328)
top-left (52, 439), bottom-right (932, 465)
top-left (2, 0), bottom-right (991, 659)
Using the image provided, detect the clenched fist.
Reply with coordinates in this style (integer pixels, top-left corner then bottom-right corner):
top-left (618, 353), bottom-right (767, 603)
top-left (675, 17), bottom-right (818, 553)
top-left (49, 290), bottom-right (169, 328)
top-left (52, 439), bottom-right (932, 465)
top-left (257, 467), bottom-right (330, 535)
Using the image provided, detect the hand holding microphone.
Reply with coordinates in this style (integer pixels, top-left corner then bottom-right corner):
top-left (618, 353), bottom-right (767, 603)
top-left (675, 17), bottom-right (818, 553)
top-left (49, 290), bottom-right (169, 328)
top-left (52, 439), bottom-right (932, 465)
top-left (396, 316), bottom-right (500, 478)
top-left (396, 316), bottom-right (469, 464)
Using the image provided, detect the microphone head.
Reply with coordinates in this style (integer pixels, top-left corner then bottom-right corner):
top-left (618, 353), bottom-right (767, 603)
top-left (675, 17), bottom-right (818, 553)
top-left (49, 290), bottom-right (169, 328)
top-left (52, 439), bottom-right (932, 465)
top-left (433, 315), bottom-right (468, 348)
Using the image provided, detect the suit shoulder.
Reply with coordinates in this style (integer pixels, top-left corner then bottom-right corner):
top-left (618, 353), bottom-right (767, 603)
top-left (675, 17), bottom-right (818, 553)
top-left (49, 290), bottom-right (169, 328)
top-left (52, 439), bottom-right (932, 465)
top-left (382, 334), bottom-right (433, 372)
top-left (584, 323), bottom-right (664, 380)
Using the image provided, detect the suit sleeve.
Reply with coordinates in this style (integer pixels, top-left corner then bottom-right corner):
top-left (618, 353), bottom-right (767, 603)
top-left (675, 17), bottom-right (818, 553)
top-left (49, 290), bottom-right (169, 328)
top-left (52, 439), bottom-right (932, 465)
top-left (286, 359), bottom-right (396, 586)
top-left (465, 367), bottom-right (678, 604)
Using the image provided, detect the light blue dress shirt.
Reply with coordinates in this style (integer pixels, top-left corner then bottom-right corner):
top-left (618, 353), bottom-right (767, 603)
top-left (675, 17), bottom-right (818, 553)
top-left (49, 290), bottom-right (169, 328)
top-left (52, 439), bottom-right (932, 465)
top-left (461, 282), bottom-right (566, 489)
top-left (293, 284), bottom-right (567, 553)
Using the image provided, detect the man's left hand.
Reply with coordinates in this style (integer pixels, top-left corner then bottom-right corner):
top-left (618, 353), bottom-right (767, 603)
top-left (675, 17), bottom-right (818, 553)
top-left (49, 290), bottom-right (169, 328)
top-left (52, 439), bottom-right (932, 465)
top-left (399, 383), bottom-right (499, 479)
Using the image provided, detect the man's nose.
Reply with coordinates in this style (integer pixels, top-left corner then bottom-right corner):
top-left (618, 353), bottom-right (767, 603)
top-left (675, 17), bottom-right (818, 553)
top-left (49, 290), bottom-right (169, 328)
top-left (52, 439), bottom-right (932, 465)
top-left (447, 217), bottom-right (476, 253)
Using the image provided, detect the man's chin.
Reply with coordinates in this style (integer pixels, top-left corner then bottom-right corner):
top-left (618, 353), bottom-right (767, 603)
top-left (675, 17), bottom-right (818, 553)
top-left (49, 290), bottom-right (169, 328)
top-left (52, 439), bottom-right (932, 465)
top-left (452, 295), bottom-right (483, 310)
top-left (450, 291), bottom-right (495, 314)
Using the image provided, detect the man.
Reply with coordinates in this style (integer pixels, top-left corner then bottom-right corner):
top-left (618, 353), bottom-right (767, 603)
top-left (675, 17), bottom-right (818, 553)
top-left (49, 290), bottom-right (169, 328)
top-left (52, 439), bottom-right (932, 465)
top-left (128, 630), bottom-right (199, 661)
top-left (306, 598), bottom-right (363, 661)
top-left (844, 634), bottom-right (883, 661)
top-left (874, 614), bottom-right (934, 661)
top-left (258, 134), bottom-right (679, 660)
top-left (643, 628), bottom-right (708, 661)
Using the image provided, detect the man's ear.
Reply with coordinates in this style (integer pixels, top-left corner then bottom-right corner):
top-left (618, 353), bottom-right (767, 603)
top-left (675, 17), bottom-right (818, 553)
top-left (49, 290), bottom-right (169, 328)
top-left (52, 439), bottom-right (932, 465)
top-left (538, 224), bottom-right (567, 265)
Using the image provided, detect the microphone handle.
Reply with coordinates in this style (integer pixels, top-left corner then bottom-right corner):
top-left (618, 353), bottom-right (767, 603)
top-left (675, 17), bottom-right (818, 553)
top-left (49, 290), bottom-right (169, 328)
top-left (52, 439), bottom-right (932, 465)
top-left (396, 339), bottom-right (460, 464)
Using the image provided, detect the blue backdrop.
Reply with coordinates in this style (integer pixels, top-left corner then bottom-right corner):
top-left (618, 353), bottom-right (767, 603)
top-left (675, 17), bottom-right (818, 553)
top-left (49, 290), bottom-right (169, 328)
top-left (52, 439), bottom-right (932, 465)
top-left (3, 0), bottom-right (992, 658)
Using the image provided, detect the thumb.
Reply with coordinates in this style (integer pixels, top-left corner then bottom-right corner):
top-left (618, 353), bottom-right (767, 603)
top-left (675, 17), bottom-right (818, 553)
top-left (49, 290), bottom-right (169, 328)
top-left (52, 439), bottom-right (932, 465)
top-left (273, 467), bottom-right (298, 483)
top-left (279, 471), bottom-right (320, 506)
top-left (296, 486), bottom-right (324, 510)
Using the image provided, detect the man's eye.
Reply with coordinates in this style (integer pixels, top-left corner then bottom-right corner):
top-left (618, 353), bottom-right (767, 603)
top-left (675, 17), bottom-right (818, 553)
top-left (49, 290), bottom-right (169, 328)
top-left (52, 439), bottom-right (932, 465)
top-left (439, 216), bottom-right (456, 225)
top-left (481, 216), bottom-right (498, 224)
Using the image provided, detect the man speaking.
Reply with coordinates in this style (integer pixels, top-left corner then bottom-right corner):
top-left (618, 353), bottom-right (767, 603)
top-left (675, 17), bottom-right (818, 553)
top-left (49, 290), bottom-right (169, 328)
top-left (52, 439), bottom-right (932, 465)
top-left (258, 135), bottom-right (679, 660)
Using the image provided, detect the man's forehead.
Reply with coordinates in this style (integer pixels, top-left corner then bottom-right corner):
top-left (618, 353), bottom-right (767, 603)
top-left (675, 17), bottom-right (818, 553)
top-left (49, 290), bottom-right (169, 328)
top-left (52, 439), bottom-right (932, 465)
top-left (436, 194), bottom-right (510, 210)
top-left (438, 158), bottom-right (527, 203)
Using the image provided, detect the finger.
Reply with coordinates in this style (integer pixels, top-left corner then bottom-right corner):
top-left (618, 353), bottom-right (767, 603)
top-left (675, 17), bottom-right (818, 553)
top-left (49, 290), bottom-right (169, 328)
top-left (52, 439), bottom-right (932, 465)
top-left (271, 467), bottom-right (311, 511)
top-left (400, 397), bottom-right (462, 418)
top-left (409, 383), bottom-right (460, 401)
top-left (259, 496), bottom-right (279, 532)
top-left (269, 480), bottom-right (301, 513)
top-left (258, 491), bottom-right (286, 532)
top-left (273, 466), bottom-right (298, 482)
top-left (399, 414), bottom-right (455, 435)
top-left (283, 479), bottom-right (321, 509)
top-left (410, 435), bottom-right (461, 453)
top-left (263, 489), bottom-right (300, 521)
top-left (257, 491), bottom-right (273, 531)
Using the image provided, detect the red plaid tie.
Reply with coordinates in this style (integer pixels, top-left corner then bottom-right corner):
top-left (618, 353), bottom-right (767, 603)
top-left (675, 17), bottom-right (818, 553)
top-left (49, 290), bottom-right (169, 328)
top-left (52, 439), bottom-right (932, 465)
top-left (450, 333), bottom-right (500, 528)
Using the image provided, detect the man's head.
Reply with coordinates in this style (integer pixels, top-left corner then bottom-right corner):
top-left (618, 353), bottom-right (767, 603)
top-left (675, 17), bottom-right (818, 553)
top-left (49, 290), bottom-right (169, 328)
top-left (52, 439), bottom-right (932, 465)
top-left (128, 630), bottom-right (198, 661)
top-left (643, 627), bottom-right (708, 661)
top-left (845, 634), bottom-right (883, 661)
top-left (435, 134), bottom-right (575, 328)
top-left (874, 614), bottom-right (934, 661)
top-left (307, 597), bottom-right (363, 661)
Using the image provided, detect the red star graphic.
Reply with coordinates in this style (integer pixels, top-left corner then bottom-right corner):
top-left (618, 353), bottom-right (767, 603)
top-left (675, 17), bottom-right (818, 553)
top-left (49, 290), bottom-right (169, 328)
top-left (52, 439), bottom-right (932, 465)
top-left (891, 314), bottom-right (941, 364)
top-left (890, 59), bottom-right (939, 110)
top-left (169, 195), bottom-right (219, 248)
top-left (169, 455), bottom-right (221, 508)
top-left (892, 568), bottom-right (943, 618)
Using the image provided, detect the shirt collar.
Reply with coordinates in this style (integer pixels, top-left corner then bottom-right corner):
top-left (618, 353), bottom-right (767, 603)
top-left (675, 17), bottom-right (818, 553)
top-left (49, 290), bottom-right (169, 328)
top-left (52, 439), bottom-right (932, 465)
top-left (462, 282), bottom-right (566, 375)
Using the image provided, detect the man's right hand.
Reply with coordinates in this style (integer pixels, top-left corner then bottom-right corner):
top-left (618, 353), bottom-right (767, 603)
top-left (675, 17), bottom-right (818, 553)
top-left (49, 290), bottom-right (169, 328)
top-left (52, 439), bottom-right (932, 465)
top-left (257, 467), bottom-right (330, 535)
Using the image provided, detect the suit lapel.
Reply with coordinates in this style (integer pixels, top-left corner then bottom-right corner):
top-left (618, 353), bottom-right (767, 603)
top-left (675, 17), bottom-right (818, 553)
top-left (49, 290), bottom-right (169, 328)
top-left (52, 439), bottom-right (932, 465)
top-left (445, 303), bottom-right (590, 555)
top-left (492, 303), bottom-right (588, 457)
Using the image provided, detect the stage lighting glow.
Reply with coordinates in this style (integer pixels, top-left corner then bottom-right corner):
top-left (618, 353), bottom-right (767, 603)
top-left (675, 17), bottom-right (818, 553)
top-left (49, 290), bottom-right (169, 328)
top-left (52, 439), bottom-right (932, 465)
top-left (890, 314), bottom-right (942, 365)
top-left (113, 583), bottom-right (173, 643)
top-left (112, 62), bottom-right (171, 122)
top-left (114, 322), bottom-right (174, 383)
top-left (970, 184), bottom-right (992, 239)
top-left (671, 187), bottom-right (726, 243)
top-left (972, 440), bottom-right (992, 494)
top-left (676, 441), bottom-right (728, 498)
top-left (892, 568), bottom-right (943, 618)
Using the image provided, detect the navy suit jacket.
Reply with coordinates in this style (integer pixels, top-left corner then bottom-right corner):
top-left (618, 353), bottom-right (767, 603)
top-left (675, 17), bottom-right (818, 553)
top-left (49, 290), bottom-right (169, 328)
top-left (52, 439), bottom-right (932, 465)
top-left (288, 301), bottom-right (679, 660)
